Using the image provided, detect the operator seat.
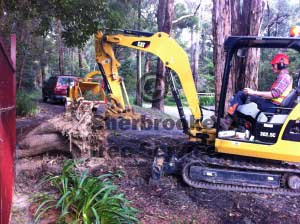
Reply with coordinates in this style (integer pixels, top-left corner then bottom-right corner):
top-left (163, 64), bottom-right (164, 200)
top-left (276, 85), bottom-right (300, 114)
top-left (280, 87), bottom-right (299, 107)
top-left (237, 102), bottom-right (268, 122)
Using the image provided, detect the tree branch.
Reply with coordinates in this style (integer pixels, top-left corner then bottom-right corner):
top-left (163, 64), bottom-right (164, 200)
top-left (172, 2), bottom-right (201, 25)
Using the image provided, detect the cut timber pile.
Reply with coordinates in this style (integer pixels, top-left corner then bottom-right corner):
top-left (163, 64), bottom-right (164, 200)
top-left (18, 100), bottom-right (108, 159)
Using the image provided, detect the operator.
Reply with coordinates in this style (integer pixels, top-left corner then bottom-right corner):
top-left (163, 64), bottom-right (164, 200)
top-left (221, 53), bottom-right (293, 130)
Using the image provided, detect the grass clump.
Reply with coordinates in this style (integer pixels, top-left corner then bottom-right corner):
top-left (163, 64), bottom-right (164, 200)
top-left (16, 90), bottom-right (39, 116)
top-left (164, 94), bottom-right (188, 107)
top-left (34, 160), bottom-right (139, 224)
top-left (199, 95), bottom-right (215, 106)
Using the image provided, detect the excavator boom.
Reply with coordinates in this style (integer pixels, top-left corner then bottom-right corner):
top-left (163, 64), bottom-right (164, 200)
top-left (95, 31), bottom-right (202, 121)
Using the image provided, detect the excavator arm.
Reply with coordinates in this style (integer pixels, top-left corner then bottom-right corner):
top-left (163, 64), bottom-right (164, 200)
top-left (95, 30), bottom-right (215, 141)
top-left (95, 31), bottom-right (201, 118)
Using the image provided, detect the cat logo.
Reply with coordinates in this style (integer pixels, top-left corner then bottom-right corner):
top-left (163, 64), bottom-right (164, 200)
top-left (132, 41), bottom-right (150, 48)
top-left (137, 42), bottom-right (146, 48)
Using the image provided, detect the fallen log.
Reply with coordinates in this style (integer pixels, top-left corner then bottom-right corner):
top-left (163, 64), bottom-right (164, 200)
top-left (17, 134), bottom-right (68, 159)
top-left (18, 103), bottom-right (108, 159)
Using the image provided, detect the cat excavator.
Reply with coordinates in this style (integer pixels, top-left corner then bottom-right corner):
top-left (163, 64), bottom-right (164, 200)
top-left (92, 28), bottom-right (300, 195)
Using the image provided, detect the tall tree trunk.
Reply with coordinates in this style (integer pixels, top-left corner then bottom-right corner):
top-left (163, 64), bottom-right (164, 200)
top-left (57, 19), bottom-right (64, 76)
top-left (231, 0), bottom-right (265, 91)
top-left (18, 28), bottom-right (28, 89)
top-left (152, 0), bottom-right (174, 111)
top-left (18, 57), bottom-right (26, 89)
top-left (243, 0), bottom-right (265, 89)
top-left (191, 26), bottom-right (200, 91)
top-left (212, 0), bottom-right (231, 112)
top-left (71, 48), bottom-right (74, 75)
top-left (199, 29), bottom-right (206, 66)
top-left (40, 39), bottom-right (47, 87)
top-left (213, 0), bottom-right (265, 113)
top-left (78, 48), bottom-right (83, 76)
top-left (136, 0), bottom-right (143, 106)
top-left (144, 54), bottom-right (151, 73)
top-left (190, 2), bottom-right (202, 91)
top-left (34, 71), bottom-right (39, 88)
top-left (41, 66), bottom-right (46, 84)
top-left (17, 29), bottom-right (26, 89)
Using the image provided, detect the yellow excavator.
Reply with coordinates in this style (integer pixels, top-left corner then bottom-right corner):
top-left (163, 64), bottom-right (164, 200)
top-left (91, 28), bottom-right (300, 195)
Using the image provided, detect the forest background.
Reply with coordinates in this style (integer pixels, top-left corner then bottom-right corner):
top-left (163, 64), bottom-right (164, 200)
top-left (1, 0), bottom-right (300, 113)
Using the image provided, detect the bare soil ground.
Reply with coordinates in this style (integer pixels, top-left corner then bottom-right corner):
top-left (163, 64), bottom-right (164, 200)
top-left (13, 102), bottom-right (300, 224)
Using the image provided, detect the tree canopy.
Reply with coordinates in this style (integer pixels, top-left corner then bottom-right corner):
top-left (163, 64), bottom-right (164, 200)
top-left (1, 0), bottom-right (300, 108)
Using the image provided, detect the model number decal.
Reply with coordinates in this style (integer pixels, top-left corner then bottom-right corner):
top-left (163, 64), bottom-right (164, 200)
top-left (260, 132), bottom-right (276, 138)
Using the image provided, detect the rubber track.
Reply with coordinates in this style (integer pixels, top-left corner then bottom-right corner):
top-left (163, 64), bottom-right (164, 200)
top-left (204, 154), bottom-right (300, 174)
top-left (182, 160), bottom-right (300, 195)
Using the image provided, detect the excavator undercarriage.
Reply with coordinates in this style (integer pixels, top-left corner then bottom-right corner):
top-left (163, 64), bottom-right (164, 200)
top-left (152, 141), bottom-right (300, 195)
top-left (182, 148), bottom-right (300, 195)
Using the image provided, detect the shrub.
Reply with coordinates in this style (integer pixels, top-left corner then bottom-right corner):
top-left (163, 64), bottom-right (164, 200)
top-left (16, 90), bottom-right (39, 116)
top-left (164, 94), bottom-right (188, 107)
top-left (199, 95), bottom-right (215, 106)
top-left (164, 94), bottom-right (215, 107)
top-left (34, 160), bottom-right (139, 224)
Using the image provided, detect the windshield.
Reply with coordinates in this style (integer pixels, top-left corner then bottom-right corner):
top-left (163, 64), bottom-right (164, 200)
top-left (58, 77), bottom-right (76, 86)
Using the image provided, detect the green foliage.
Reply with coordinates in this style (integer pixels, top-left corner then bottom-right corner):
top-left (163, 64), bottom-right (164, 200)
top-left (16, 90), bottom-right (39, 116)
top-left (3, 0), bottom-right (136, 49)
top-left (118, 54), bottom-right (136, 95)
top-left (2, 0), bottom-right (144, 90)
top-left (173, 3), bottom-right (198, 30)
top-left (164, 94), bottom-right (188, 107)
top-left (58, 0), bottom-right (108, 48)
top-left (128, 95), bottom-right (136, 105)
top-left (199, 95), bottom-right (215, 106)
top-left (286, 49), bottom-right (300, 86)
top-left (261, 0), bottom-right (300, 37)
top-left (159, 92), bottom-right (214, 107)
top-left (34, 160), bottom-right (139, 224)
top-left (4, 0), bottom-right (110, 48)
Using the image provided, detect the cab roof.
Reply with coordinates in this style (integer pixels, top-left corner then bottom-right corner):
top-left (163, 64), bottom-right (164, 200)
top-left (224, 36), bottom-right (300, 52)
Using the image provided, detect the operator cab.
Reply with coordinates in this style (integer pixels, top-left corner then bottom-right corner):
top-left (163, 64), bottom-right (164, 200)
top-left (217, 36), bottom-right (300, 145)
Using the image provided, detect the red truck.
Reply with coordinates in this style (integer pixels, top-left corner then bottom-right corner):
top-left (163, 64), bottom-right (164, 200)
top-left (42, 75), bottom-right (78, 103)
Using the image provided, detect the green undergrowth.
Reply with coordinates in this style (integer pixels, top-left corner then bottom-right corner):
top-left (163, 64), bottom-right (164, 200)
top-left (199, 95), bottom-right (215, 106)
top-left (129, 94), bottom-right (215, 107)
top-left (16, 90), bottom-right (39, 116)
top-left (34, 160), bottom-right (139, 224)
